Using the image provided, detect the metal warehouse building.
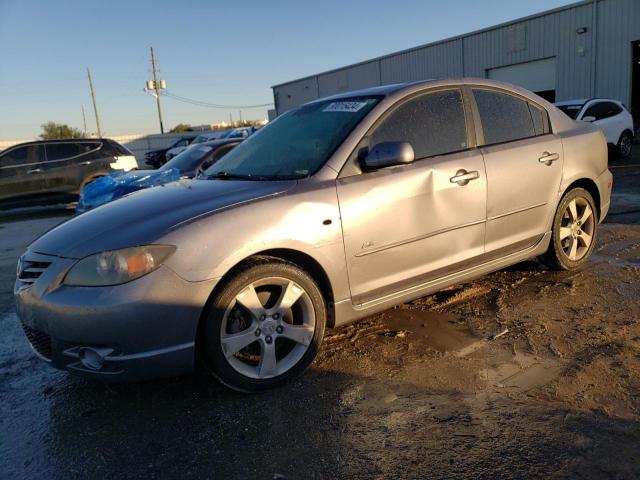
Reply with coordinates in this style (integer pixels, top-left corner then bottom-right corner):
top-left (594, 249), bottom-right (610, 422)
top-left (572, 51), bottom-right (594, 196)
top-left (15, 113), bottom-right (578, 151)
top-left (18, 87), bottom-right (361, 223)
top-left (271, 0), bottom-right (640, 118)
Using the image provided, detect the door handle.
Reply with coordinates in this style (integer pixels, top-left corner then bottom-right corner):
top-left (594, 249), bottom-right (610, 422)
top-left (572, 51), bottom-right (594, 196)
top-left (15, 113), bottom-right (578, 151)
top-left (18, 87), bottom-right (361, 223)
top-left (450, 169), bottom-right (479, 186)
top-left (27, 168), bottom-right (42, 174)
top-left (80, 161), bottom-right (92, 165)
top-left (538, 152), bottom-right (559, 165)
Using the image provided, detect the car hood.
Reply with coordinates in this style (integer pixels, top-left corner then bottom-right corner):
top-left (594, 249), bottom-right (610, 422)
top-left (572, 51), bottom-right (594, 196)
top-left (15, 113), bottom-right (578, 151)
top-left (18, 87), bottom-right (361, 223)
top-left (30, 178), bottom-right (296, 258)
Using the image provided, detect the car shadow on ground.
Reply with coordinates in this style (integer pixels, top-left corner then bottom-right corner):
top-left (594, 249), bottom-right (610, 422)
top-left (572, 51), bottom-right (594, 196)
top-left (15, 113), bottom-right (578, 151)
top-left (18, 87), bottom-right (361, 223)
top-left (8, 363), bottom-right (635, 479)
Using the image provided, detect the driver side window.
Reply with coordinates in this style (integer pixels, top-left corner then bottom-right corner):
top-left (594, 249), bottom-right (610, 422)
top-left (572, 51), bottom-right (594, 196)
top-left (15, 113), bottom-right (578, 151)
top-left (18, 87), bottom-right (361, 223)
top-left (371, 89), bottom-right (468, 160)
top-left (340, 89), bottom-right (469, 177)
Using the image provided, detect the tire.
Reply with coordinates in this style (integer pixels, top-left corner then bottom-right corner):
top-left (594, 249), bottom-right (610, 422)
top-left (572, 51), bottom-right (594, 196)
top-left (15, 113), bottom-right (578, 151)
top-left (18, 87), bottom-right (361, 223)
top-left (541, 188), bottom-right (598, 271)
top-left (616, 131), bottom-right (633, 159)
top-left (200, 256), bottom-right (326, 393)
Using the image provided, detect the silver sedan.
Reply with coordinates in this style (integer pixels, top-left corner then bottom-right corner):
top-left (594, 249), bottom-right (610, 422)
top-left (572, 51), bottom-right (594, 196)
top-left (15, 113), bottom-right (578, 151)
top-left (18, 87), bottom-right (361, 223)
top-left (15, 79), bottom-right (612, 392)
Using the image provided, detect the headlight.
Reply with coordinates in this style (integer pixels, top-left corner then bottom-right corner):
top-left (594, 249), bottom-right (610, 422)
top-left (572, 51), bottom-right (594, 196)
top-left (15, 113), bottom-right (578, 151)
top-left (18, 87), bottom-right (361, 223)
top-left (63, 245), bottom-right (176, 286)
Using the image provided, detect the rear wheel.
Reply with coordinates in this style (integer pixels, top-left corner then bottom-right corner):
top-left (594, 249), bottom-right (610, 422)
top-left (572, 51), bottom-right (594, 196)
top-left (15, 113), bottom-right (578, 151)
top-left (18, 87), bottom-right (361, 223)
top-left (541, 188), bottom-right (597, 270)
top-left (617, 131), bottom-right (633, 159)
top-left (201, 257), bottom-right (326, 393)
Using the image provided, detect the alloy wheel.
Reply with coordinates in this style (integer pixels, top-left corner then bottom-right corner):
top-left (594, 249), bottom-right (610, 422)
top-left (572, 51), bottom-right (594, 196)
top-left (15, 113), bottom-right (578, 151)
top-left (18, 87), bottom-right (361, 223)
top-left (220, 277), bottom-right (316, 379)
top-left (559, 197), bottom-right (595, 261)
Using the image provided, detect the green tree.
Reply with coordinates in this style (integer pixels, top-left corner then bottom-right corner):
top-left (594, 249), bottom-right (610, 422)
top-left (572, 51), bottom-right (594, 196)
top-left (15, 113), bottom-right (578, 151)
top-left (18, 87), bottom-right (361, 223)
top-left (39, 122), bottom-right (85, 140)
top-left (170, 123), bottom-right (192, 133)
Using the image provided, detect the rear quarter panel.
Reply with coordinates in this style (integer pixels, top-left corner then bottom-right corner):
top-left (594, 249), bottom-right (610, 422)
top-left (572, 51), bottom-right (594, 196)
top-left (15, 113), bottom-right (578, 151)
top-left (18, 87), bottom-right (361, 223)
top-left (557, 121), bottom-right (609, 222)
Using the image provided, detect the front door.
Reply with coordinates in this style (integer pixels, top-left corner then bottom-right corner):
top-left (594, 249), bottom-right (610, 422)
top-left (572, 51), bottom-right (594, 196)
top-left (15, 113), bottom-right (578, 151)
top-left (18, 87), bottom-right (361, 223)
top-left (336, 88), bottom-right (487, 306)
top-left (470, 88), bottom-right (564, 255)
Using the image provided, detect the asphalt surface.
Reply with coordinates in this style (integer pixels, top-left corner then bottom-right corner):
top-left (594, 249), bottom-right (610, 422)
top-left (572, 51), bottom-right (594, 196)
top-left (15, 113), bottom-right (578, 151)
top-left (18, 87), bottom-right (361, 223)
top-left (1, 151), bottom-right (640, 479)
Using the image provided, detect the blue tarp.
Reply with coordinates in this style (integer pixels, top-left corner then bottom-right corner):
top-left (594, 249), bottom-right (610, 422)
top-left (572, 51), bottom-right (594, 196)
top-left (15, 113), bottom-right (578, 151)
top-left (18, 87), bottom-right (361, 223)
top-left (77, 168), bottom-right (181, 212)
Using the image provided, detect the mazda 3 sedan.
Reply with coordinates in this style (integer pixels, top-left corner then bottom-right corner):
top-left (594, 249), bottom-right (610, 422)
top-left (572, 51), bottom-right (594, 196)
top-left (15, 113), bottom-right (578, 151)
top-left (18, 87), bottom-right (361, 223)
top-left (15, 79), bottom-right (612, 392)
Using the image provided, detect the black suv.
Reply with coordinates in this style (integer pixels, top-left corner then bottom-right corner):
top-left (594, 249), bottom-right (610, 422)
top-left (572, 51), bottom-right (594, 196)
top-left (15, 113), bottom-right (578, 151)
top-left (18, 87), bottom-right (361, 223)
top-left (0, 138), bottom-right (137, 208)
top-left (144, 136), bottom-right (193, 168)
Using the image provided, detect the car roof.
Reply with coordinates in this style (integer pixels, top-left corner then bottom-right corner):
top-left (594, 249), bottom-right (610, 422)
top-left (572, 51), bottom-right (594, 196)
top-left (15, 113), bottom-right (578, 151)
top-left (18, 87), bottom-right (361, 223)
top-left (308, 81), bottom-right (427, 104)
top-left (303, 78), bottom-right (556, 108)
top-left (4, 138), bottom-right (106, 149)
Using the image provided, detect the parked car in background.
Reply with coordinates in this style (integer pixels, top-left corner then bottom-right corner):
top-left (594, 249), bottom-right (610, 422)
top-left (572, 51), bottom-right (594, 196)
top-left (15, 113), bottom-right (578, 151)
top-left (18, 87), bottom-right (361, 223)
top-left (15, 79), bottom-right (611, 392)
top-left (220, 126), bottom-right (257, 139)
top-left (77, 138), bottom-right (241, 212)
top-left (555, 98), bottom-right (634, 158)
top-left (0, 138), bottom-right (137, 209)
top-left (165, 128), bottom-right (258, 161)
top-left (145, 136), bottom-right (194, 168)
top-left (164, 131), bottom-right (227, 161)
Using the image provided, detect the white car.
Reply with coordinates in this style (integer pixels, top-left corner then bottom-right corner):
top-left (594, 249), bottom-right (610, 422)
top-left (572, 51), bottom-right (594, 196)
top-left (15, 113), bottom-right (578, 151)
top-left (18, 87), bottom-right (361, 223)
top-left (555, 98), bottom-right (634, 158)
top-left (165, 131), bottom-right (228, 161)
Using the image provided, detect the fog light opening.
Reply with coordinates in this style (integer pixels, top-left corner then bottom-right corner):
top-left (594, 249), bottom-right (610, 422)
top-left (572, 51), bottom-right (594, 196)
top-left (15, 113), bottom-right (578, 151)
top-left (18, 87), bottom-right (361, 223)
top-left (78, 347), bottom-right (105, 370)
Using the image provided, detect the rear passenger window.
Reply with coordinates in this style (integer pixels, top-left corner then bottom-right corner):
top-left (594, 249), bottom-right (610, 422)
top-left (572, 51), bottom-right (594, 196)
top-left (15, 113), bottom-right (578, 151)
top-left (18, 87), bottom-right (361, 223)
top-left (529, 103), bottom-right (546, 136)
top-left (371, 89), bottom-right (468, 160)
top-left (46, 143), bottom-right (82, 161)
top-left (473, 89), bottom-right (535, 145)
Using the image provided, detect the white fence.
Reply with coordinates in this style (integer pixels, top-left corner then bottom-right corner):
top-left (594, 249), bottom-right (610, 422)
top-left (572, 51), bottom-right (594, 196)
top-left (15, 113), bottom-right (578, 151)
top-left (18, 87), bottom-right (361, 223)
top-left (0, 132), bottom-right (203, 167)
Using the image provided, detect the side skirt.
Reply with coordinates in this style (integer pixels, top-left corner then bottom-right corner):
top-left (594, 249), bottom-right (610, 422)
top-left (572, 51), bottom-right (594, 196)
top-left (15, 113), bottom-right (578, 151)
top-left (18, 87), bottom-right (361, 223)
top-left (332, 231), bottom-right (551, 327)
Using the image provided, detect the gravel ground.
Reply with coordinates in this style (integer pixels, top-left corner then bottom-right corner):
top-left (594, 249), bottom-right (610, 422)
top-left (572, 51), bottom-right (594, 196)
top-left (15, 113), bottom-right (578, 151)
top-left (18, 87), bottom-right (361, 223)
top-left (1, 153), bottom-right (639, 479)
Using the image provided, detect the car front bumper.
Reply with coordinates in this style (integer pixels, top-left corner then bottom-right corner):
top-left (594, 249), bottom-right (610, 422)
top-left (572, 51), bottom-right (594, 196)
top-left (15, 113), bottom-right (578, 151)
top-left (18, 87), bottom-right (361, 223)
top-left (14, 251), bottom-right (218, 381)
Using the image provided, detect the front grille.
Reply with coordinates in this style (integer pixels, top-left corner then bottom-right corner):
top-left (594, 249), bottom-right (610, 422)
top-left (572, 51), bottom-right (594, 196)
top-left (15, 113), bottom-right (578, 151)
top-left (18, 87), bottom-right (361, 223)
top-left (22, 324), bottom-right (52, 360)
top-left (17, 258), bottom-right (51, 286)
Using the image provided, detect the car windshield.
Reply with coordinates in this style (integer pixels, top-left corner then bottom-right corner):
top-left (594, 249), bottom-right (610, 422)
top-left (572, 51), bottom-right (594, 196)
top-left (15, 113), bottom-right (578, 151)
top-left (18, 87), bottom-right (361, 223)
top-left (557, 104), bottom-right (584, 119)
top-left (160, 145), bottom-right (213, 173)
top-left (203, 96), bottom-right (381, 180)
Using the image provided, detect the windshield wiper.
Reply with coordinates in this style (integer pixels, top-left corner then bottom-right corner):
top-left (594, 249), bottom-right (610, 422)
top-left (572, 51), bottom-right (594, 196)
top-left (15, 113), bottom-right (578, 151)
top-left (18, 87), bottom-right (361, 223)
top-left (206, 171), bottom-right (261, 181)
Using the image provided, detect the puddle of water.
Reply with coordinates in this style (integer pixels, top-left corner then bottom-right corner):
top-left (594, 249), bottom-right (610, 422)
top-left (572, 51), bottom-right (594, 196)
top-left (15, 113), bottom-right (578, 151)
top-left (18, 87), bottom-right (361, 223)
top-left (382, 309), bottom-right (481, 353)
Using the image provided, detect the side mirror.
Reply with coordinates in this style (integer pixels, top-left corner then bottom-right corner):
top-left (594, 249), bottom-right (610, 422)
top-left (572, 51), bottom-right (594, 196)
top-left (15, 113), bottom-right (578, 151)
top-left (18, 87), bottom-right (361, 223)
top-left (582, 115), bottom-right (596, 122)
top-left (361, 141), bottom-right (415, 170)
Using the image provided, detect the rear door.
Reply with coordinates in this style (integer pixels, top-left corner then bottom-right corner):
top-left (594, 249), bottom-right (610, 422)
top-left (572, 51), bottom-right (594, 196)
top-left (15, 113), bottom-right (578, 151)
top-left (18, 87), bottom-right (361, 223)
top-left (471, 87), bottom-right (563, 256)
top-left (0, 144), bottom-right (47, 201)
top-left (336, 88), bottom-right (487, 306)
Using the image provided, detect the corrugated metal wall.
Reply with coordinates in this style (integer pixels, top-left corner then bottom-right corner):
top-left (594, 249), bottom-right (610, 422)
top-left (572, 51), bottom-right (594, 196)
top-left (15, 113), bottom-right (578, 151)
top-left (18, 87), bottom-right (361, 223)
top-left (595, 0), bottom-right (640, 103)
top-left (273, 0), bottom-right (640, 114)
top-left (379, 39), bottom-right (463, 84)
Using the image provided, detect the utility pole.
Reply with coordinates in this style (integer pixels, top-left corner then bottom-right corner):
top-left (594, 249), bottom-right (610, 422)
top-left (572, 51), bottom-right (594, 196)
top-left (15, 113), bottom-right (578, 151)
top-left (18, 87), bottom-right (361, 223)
top-left (81, 105), bottom-right (88, 135)
top-left (87, 68), bottom-right (102, 137)
top-left (150, 47), bottom-right (165, 134)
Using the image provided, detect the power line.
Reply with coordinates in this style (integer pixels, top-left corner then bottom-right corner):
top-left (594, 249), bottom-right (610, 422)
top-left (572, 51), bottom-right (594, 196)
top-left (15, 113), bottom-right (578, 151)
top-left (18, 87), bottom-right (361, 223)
top-left (161, 91), bottom-right (273, 109)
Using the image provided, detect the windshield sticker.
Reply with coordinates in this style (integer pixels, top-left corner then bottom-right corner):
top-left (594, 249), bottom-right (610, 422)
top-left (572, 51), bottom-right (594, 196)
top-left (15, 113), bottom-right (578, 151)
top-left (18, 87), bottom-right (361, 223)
top-left (323, 101), bottom-right (368, 113)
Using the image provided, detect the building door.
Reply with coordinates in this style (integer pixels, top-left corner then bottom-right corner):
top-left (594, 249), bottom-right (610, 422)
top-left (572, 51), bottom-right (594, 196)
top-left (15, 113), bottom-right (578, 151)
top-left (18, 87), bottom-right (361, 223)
top-left (488, 57), bottom-right (557, 102)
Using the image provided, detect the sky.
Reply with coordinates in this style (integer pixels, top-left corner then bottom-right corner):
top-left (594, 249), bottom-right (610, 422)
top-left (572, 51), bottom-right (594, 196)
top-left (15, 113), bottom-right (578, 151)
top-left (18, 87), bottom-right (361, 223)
top-left (0, 0), bottom-right (577, 141)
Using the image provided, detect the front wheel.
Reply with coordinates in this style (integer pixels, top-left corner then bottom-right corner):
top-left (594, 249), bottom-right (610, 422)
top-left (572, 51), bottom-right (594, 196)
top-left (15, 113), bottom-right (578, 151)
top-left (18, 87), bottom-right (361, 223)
top-left (541, 188), bottom-right (598, 270)
top-left (201, 257), bottom-right (326, 392)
